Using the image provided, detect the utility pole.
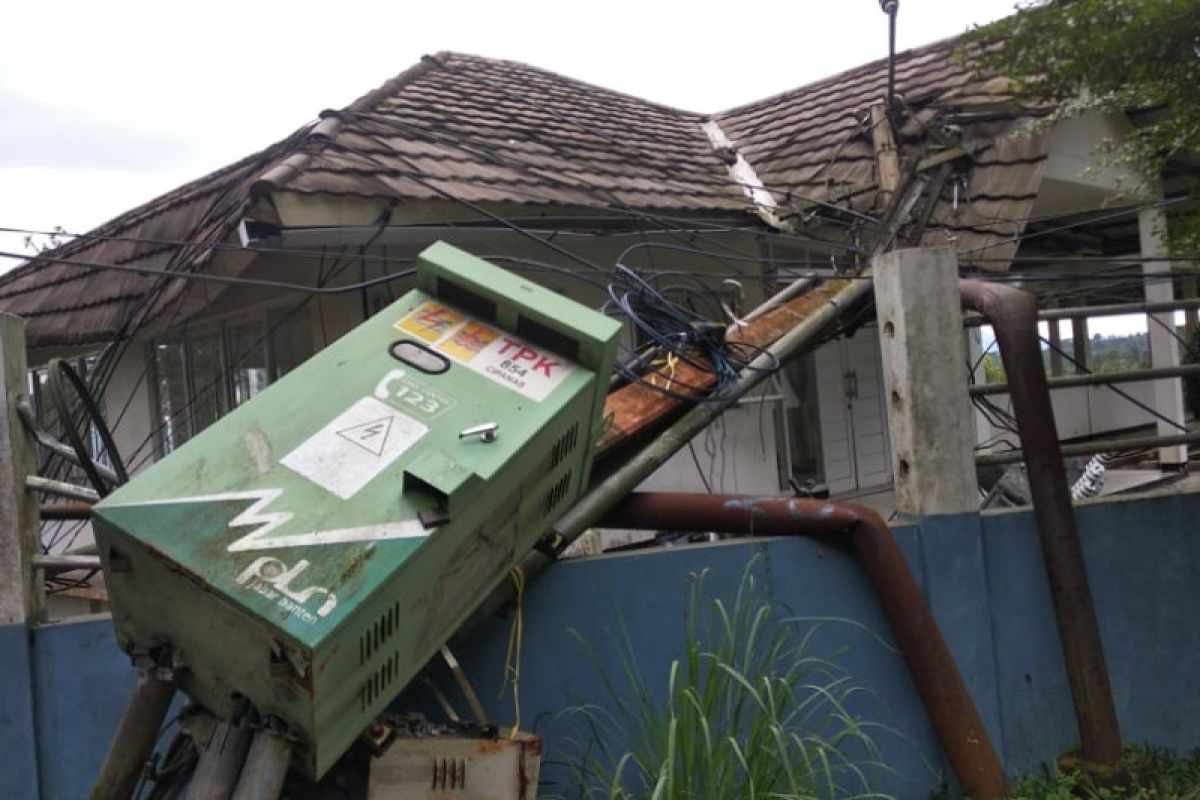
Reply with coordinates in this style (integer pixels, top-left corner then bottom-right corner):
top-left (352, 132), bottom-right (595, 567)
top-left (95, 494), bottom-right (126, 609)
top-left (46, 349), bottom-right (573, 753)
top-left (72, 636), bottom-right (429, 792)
top-left (874, 247), bottom-right (979, 514)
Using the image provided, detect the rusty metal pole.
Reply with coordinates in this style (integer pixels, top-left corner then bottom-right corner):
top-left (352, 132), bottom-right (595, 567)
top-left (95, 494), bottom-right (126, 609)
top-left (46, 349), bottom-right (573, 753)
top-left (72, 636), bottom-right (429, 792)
top-left (230, 730), bottom-right (292, 800)
top-left (600, 492), bottom-right (1013, 799)
top-left (960, 279), bottom-right (1123, 765)
top-left (90, 671), bottom-right (177, 800)
top-left (38, 500), bottom-right (94, 520)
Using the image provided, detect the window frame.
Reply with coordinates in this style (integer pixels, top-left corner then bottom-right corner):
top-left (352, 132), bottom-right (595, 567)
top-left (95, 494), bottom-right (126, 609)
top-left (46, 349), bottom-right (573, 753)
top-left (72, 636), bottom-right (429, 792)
top-left (149, 302), bottom-right (314, 456)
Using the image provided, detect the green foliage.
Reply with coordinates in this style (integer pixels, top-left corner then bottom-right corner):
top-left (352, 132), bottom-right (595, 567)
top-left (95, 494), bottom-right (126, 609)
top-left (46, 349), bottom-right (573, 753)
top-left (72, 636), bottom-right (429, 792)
top-left (967, 0), bottom-right (1200, 251)
top-left (983, 332), bottom-right (1151, 386)
top-left (983, 353), bottom-right (1007, 384)
top-left (1075, 332), bottom-right (1150, 374)
top-left (1014, 747), bottom-right (1200, 798)
top-left (555, 557), bottom-right (889, 799)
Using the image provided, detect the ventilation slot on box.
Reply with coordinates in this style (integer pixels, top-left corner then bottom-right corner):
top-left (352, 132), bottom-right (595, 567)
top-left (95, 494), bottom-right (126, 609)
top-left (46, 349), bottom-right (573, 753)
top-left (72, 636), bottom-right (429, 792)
top-left (541, 471), bottom-right (573, 517)
top-left (359, 601), bottom-right (402, 664)
top-left (432, 758), bottom-right (467, 790)
top-left (550, 423), bottom-right (579, 468)
top-left (437, 278), bottom-right (496, 322)
top-left (517, 314), bottom-right (581, 361)
top-left (360, 651), bottom-right (400, 712)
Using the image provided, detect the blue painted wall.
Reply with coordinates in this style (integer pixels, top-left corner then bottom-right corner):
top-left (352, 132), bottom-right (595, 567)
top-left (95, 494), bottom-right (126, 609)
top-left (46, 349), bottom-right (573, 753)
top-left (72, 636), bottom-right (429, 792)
top-left (2, 490), bottom-right (1199, 798)
top-left (31, 615), bottom-right (137, 800)
top-left (419, 534), bottom-right (951, 798)
top-left (983, 491), bottom-right (1200, 774)
top-left (0, 623), bottom-right (40, 800)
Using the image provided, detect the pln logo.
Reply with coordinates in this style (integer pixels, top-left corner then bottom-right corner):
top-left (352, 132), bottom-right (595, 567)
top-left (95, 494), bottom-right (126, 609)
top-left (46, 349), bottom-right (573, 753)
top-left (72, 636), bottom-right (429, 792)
top-left (236, 557), bottom-right (337, 620)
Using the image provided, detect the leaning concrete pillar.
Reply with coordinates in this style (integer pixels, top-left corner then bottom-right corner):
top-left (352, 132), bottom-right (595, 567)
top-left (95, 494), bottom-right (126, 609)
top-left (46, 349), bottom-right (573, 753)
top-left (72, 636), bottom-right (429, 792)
top-left (0, 313), bottom-right (41, 626)
top-left (1139, 207), bottom-right (1188, 468)
top-left (874, 247), bottom-right (978, 514)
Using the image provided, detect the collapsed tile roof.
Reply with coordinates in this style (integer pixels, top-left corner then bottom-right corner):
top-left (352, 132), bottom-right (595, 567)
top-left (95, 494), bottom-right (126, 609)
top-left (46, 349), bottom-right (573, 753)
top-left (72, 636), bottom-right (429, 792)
top-left (0, 39), bottom-right (1048, 348)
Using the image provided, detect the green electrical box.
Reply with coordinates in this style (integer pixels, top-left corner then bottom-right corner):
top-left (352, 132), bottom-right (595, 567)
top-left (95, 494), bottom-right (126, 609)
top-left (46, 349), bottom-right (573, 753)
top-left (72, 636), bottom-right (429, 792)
top-left (93, 242), bottom-right (620, 778)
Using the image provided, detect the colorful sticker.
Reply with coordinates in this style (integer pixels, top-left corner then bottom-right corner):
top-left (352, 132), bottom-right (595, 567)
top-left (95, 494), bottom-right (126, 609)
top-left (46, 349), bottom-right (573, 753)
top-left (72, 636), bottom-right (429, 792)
top-left (280, 396), bottom-right (427, 500)
top-left (395, 301), bottom-right (578, 402)
top-left (439, 321), bottom-right (500, 363)
top-left (394, 301), bottom-right (463, 343)
top-left (449, 333), bottom-right (575, 402)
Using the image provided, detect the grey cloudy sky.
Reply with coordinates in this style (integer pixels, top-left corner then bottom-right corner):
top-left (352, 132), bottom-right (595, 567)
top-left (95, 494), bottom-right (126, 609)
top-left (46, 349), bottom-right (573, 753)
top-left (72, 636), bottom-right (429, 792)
top-left (0, 0), bottom-right (1022, 258)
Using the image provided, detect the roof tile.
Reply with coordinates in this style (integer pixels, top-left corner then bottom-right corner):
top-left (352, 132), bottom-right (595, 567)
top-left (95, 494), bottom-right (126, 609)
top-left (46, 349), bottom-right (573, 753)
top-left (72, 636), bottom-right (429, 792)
top-left (0, 36), bottom-right (1051, 347)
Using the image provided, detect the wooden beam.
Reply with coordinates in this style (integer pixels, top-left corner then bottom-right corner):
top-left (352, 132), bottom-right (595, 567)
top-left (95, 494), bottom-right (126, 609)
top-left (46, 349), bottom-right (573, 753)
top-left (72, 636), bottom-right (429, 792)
top-left (915, 146), bottom-right (972, 174)
top-left (870, 103), bottom-right (902, 209)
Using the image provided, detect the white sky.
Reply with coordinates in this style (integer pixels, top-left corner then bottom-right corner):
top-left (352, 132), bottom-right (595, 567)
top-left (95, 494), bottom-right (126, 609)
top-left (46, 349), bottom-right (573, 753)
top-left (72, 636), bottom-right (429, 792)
top-left (0, 0), bottom-right (1022, 258)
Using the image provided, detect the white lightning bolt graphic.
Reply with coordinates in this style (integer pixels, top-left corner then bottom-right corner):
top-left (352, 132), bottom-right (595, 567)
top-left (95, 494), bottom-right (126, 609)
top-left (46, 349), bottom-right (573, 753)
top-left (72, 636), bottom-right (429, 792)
top-left (105, 488), bottom-right (430, 552)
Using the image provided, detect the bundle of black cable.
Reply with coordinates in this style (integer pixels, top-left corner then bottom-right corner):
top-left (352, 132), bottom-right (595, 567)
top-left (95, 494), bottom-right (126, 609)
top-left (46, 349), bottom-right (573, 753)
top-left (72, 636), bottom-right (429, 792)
top-left (603, 264), bottom-right (775, 401)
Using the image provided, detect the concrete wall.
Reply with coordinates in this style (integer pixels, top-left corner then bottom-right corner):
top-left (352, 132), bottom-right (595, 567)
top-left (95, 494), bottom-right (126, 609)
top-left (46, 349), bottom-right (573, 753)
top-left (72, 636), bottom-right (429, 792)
top-left (4, 489), bottom-right (1199, 798)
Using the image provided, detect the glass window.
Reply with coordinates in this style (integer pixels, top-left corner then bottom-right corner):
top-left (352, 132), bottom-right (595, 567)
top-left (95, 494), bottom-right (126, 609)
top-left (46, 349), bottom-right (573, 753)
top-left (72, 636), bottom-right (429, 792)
top-left (153, 341), bottom-right (189, 454)
top-left (226, 319), bottom-right (269, 408)
top-left (775, 352), bottom-right (825, 492)
top-left (267, 306), bottom-right (313, 381)
top-left (151, 306), bottom-right (314, 456)
top-left (28, 367), bottom-right (59, 437)
top-left (187, 327), bottom-right (227, 433)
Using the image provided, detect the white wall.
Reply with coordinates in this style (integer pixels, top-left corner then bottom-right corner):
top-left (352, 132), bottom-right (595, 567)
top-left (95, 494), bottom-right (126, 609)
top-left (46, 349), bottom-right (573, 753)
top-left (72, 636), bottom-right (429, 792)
top-left (976, 379), bottom-right (1167, 447)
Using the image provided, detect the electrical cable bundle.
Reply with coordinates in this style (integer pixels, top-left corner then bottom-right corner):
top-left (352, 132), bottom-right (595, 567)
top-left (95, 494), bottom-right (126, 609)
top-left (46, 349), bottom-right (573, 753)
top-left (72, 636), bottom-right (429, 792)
top-left (603, 263), bottom-right (777, 401)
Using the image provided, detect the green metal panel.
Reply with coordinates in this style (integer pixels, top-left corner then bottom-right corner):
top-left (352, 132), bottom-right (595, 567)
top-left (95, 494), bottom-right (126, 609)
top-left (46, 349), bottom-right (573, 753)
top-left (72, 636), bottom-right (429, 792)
top-left (93, 243), bottom-right (620, 778)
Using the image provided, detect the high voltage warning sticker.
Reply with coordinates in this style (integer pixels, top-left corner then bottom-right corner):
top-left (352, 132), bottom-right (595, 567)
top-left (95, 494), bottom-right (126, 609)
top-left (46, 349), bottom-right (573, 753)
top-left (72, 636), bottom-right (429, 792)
top-left (336, 416), bottom-right (394, 456)
top-left (280, 396), bottom-right (427, 500)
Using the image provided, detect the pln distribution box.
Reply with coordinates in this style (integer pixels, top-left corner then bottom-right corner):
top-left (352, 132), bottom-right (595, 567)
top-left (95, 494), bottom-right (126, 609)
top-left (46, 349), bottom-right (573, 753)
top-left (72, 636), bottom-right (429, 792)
top-left (93, 242), bottom-right (620, 778)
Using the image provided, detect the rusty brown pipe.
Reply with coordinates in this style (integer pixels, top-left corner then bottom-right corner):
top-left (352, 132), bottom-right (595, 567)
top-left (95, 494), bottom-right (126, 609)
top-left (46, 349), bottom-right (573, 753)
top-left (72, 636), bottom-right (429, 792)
top-left (960, 279), bottom-right (1122, 765)
top-left (90, 671), bottom-right (177, 800)
top-left (600, 492), bottom-right (1012, 799)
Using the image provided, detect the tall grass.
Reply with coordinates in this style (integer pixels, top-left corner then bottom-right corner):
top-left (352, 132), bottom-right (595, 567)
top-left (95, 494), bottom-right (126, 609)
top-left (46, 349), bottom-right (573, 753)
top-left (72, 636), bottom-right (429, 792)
top-left (555, 557), bottom-right (890, 800)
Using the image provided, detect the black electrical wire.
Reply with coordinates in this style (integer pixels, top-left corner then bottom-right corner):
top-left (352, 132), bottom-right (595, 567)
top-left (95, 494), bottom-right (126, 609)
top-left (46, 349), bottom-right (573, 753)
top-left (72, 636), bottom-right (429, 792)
top-left (961, 196), bottom-right (1190, 256)
top-left (969, 254), bottom-right (1200, 264)
top-left (1147, 311), bottom-right (1192, 351)
top-left (615, 240), bottom-right (846, 273)
top-left (121, 254), bottom-right (373, 475)
top-left (31, 145), bottom-right (286, 555)
top-left (1038, 335), bottom-right (1189, 433)
top-left (603, 263), bottom-right (779, 402)
top-left (11, 243), bottom-right (1200, 309)
top-left (0, 248), bottom-right (417, 294)
top-left (45, 358), bottom-right (129, 497)
top-left (0, 225), bottom-right (415, 268)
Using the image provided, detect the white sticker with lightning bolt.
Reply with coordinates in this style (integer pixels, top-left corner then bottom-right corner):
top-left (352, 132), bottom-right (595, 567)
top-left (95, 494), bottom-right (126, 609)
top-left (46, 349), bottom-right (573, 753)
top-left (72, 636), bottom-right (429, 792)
top-left (280, 396), bottom-right (427, 500)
